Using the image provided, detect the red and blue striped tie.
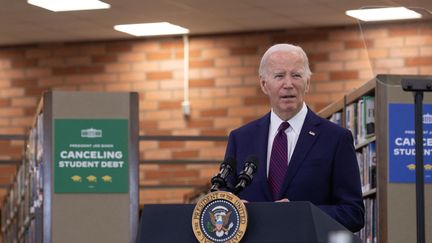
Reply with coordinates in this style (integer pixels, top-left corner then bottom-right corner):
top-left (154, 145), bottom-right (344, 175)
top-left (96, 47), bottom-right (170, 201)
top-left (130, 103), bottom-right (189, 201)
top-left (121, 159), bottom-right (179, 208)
top-left (268, 122), bottom-right (289, 200)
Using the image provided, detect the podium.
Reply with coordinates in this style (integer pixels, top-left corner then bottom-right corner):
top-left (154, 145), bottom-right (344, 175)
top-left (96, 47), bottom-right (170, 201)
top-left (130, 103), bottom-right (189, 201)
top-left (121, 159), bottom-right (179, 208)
top-left (136, 201), bottom-right (361, 243)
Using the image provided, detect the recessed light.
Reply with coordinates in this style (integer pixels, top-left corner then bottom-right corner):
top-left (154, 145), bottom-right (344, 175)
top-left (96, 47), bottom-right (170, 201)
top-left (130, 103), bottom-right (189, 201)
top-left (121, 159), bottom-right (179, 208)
top-left (114, 22), bottom-right (190, 37)
top-left (27, 0), bottom-right (110, 12)
top-left (346, 7), bottom-right (422, 22)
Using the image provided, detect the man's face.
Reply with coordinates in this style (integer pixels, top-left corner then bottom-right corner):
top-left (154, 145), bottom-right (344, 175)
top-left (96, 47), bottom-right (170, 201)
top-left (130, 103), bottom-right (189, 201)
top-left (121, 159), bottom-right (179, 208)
top-left (260, 51), bottom-right (310, 120)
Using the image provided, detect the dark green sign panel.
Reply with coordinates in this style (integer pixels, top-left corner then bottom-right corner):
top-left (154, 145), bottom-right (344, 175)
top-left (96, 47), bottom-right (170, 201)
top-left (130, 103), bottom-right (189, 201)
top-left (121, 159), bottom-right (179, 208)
top-left (54, 119), bottom-right (129, 193)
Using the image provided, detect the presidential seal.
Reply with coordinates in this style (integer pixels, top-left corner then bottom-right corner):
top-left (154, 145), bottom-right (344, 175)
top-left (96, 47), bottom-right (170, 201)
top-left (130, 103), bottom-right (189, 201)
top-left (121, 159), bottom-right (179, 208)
top-left (192, 191), bottom-right (247, 243)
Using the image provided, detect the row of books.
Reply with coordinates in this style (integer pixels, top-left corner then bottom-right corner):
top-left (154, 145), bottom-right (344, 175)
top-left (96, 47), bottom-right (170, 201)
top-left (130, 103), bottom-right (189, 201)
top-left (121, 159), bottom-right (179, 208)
top-left (356, 142), bottom-right (376, 193)
top-left (1, 113), bottom-right (44, 243)
top-left (357, 198), bottom-right (377, 243)
top-left (346, 96), bottom-right (375, 146)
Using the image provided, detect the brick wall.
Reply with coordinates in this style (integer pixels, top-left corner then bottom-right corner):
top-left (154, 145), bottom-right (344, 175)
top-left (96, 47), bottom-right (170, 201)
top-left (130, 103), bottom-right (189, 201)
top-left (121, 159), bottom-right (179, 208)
top-left (0, 20), bottom-right (431, 205)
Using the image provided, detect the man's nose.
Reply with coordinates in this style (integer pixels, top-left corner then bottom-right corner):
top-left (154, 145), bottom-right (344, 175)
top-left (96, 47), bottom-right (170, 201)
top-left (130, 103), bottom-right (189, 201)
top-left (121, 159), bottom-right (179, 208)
top-left (281, 77), bottom-right (294, 88)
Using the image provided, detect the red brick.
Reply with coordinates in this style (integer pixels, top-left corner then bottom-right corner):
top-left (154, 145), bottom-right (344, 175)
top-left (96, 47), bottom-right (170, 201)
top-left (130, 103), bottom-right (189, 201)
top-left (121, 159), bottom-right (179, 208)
top-left (106, 43), bottom-right (132, 53)
top-left (406, 56), bottom-right (432, 66)
top-left (374, 37), bottom-right (404, 48)
top-left (0, 107), bottom-right (24, 117)
top-left (311, 72), bottom-right (329, 82)
top-left (78, 66), bottom-right (104, 74)
top-left (215, 57), bottom-right (242, 67)
top-left (53, 47), bottom-right (80, 57)
top-left (244, 96), bottom-right (267, 105)
top-left (330, 71), bottom-right (358, 80)
top-left (0, 98), bottom-right (10, 106)
top-left (215, 77), bottom-right (242, 87)
top-left (92, 55), bottom-right (117, 63)
top-left (11, 97), bottom-right (38, 107)
top-left (118, 72), bottom-right (145, 82)
top-left (230, 47), bottom-right (257, 55)
top-left (213, 97), bottom-right (243, 108)
top-left (190, 60), bottom-right (214, 68)
top-left (78, 45), bottom-right (106, 55)
top-left (367, 49), bottom-right (389, 59)
top-left (147, 52), bottom-right (172, 61)
top-left (201, 48), bottom-right (229, 58)
top-left (146, 91), bottom-right (172, 100)
top-left (106, 63), bottom-right (131, 72)
top-left (0, 88), bottom-right (25, 98)
top-left (389, 27), bottom-right (418, 36)
top-left (79, 84), bottom-right (105, 91)
top-left (159, 141), bottom-right (185, 149)
top-left (314, 81), bottom-right (344, 92)
top-left (139, 120), bottom-right (158, 130)
top-left (145, 170), bottom-right (199, 180)
top-left (228, 87), bottom-right (258, 96)
top-left (345, 60), bottom-right (372, 70)
top-left (309, 53), bottom-right (328, 62)
top-left (160, 80), bottom-right (184, 90)
top-left (11, 59), bottom-right (37, 68)
top-left (105, 83), bottom-right (131, 91)
top-left (159, 100), bottom-right (181, 109)
top-left (1, 69), bottom-right (25, 79)
top-left (118, 53), bottom-right (146, 62)
top-left (147, 71), bottom-right (172, 80)
top-left (172, 150), bottom-right (199, 158)
top-left (160, 40), bottom-right (183, 49)
top-left (10, 78), bottom-right (37, 87)
top-left (53, 67), bottom-right (78, 75)
top-left (374, 59), bottom-right (404, 69)
top-left (25, 48), bottom-right (51, 58)
top-left (201, 129), bottom-right (228, 136)
top-left (39, 57), bottom-right (64, 66)
top-left (189, 79), bottom-right (214, 88)
top-left (25, 87), bottom-right (47, 96)
top-left (201, 108), bottom-right (227, 117)
top-left (65, 56), bottom-right (91, 65)
top-left (229, 66), bottom-right (256, 76)
top-left (187, 120), bottom-right (214, 128)
top-left (345, 40), bottom-right (371, 49)
top-left (26, 67), bottom-right (51, 77)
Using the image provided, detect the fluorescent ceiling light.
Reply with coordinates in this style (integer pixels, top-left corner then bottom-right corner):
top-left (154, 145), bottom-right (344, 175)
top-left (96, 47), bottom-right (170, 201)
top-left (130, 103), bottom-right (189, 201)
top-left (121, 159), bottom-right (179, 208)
top-left (346, 7), bottom-right (422, 21)
top-left (28, 0), bottom-right (110, 12)
top-left (114, 22), bottom-right (190, 37)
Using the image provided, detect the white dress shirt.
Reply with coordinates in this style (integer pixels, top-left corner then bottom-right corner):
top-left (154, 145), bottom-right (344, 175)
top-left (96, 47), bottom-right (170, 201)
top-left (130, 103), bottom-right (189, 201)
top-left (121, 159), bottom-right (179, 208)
top-left (266, 103), bottom-right (308, 177)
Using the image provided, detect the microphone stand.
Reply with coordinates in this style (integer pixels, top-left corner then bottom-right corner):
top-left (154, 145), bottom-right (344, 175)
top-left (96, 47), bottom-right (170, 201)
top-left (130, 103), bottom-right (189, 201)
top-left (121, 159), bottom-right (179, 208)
top-left (401, 78), bottom-right (432, 243)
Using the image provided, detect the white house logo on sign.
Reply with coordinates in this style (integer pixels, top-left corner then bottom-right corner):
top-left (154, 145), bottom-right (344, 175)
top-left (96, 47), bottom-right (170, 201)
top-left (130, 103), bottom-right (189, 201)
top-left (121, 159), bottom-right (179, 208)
top-left (81, 128), bottom-right (103, 138)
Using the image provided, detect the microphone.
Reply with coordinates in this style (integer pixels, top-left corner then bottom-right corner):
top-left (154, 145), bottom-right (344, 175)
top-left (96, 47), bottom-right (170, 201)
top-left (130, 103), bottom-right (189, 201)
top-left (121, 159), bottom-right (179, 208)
top-left (210, 156), bottom-right (236, 192)
top-left (234, 155), bottom-right (259, 195)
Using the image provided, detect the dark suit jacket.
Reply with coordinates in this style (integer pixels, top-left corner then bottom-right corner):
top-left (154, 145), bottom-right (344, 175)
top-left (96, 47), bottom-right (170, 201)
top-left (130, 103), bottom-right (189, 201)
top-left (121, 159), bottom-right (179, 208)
top-left (225, 109), bottom-right (365, 232)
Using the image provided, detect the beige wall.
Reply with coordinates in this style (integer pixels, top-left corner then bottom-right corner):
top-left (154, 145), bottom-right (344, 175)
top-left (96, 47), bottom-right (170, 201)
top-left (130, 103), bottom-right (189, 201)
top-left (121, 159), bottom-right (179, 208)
top-left (0, 20), bottom-right (431, 204)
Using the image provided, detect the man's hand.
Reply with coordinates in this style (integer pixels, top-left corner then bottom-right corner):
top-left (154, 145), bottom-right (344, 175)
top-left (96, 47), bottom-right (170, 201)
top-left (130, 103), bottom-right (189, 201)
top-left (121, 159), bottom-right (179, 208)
top-left (275, 198), bottom-right (289, 202)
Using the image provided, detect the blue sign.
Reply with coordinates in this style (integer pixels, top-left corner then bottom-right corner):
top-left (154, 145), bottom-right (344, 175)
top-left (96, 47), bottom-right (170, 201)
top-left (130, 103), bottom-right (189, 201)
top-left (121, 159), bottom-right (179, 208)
top-left (388, 103), bottom-right (432, 183)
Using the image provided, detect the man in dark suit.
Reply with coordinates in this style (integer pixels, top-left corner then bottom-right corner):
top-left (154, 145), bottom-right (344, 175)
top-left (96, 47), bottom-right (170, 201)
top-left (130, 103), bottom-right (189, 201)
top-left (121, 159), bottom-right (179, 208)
top-left (224, 43), bottom-right (364, 232)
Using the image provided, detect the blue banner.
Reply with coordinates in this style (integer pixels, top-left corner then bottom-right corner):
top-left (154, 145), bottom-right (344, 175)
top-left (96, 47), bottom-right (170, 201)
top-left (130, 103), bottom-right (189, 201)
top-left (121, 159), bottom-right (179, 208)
top-left (388, 103), bottom-right (432, 183)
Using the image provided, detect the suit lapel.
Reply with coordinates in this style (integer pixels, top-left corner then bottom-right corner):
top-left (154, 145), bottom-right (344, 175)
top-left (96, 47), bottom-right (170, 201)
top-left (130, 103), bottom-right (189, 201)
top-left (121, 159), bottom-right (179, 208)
top-left (254, 113), bottom-right (273, 201)
top-left (279, 109), bottom-right (321, 198)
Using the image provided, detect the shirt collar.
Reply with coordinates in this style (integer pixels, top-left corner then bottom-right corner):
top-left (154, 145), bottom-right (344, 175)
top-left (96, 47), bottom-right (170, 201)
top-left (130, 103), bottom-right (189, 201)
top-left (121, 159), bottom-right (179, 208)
top-left (270, 102), bottom-right (308, 134)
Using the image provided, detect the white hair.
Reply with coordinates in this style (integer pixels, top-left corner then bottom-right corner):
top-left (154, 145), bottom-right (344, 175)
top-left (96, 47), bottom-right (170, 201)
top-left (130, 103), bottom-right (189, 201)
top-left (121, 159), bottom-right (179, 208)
top-left (258, 44), bottom-right (312, 79)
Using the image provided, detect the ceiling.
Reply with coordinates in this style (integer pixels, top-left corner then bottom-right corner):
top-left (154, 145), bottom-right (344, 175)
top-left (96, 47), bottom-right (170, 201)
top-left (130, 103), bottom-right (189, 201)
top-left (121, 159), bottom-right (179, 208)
top-left (0, 0), bottom-right (431, 46)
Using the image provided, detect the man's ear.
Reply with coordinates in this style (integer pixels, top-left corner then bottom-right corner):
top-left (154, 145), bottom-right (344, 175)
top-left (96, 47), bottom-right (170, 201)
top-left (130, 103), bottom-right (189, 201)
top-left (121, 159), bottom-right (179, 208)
top-left (305, 78), bottom-right (310, 93)
top-left (260, 78), bottom-right (268, 95)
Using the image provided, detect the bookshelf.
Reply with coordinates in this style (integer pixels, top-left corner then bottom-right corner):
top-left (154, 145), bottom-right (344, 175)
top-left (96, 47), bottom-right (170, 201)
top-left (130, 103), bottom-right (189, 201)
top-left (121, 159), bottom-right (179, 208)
top-left (318, 74), bottom-right (432, 243)
top-left (1, 91), bottom-right (139, 243)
